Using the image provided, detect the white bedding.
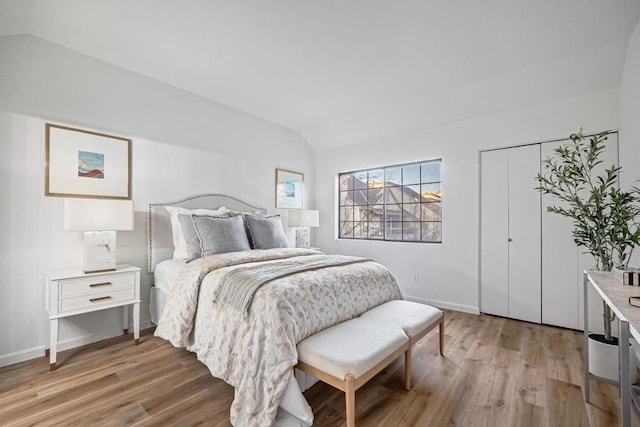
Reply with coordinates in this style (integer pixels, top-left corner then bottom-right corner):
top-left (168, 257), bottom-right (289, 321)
top-left (154, 259), bottom-right (187, 293)
top-left (155, 248), bottom-right (403, 427)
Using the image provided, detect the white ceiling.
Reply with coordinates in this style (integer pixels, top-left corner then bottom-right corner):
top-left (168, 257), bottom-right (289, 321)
top-left (1, 0), bottom-right (639, 150)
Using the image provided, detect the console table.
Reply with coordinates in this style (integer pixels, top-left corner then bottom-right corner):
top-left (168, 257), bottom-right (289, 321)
top-left (584, 271), bottom-right (640, 427)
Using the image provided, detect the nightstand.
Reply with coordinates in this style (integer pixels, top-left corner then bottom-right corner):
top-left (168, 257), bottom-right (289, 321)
top-left (45, 264), bottom-right (141, 370)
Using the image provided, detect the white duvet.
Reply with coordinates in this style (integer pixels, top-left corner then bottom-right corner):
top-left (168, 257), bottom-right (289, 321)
top-left (155, 248), bottom-right (402, 426)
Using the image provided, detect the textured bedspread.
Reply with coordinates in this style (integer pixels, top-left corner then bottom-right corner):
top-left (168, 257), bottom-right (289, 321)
top-left (155, 248), bottom-right (402, 426)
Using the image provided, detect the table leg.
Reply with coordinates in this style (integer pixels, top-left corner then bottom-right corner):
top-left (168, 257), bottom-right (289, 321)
top-left (583, 271), bottom-right (590, 402)
top-left (122, 305), bottom-right (128, 335)
top-left (133, 302), bottom-right (140, 345)
top-left (49, 318), bottom-right (58, 371)
top-left (620, 320), bottom-right (631, 427)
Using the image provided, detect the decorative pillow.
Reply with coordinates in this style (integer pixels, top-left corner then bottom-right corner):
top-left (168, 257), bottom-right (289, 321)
top-left (165, 206), bottom-right (229, 260)
top-left (179, 214), bottom-right (251, 262)
top-left (245, 215), bottom-right (290, 249)
top-left (227, 210), bottom-right (267, 248)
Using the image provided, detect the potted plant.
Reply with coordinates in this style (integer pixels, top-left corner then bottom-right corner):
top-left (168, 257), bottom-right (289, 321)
top-left (536, 130), bottom-right (640, 380)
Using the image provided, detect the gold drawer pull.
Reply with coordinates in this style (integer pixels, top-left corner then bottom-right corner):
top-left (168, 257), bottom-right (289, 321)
top-left (90, 282), bottom-right (112, 288)
top-left (90, 296), bottom-right (112, 303)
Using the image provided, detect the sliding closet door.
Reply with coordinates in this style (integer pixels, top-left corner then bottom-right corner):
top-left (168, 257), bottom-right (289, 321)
top-left (507, 144), bottom-right (541, 323)
top-left (480, 149), bottom-right (509, 318)
top-left (542, 133), bottom-right (619, 330)
top-left (541, 141), bottom-right (579, 328)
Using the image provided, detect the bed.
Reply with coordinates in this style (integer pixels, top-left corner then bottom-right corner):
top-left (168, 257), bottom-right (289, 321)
top-left (148, 194), bottom-right (403, 427)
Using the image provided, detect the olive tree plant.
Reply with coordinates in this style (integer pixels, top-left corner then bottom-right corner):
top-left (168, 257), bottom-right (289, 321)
top-left (536, 130), bottom-right (640, 343)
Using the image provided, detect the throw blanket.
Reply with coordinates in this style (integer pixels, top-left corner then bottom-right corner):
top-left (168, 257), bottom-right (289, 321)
top-left (155, 248), bottom-right (403, 427)
top-left (215, 254), bottom-right (369, 313)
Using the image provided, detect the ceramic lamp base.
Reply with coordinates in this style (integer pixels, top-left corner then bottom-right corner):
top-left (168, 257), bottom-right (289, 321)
top-left (83, 231), bottom-right (117, 273)
top-left (294, 227), bottom-right (311, 248)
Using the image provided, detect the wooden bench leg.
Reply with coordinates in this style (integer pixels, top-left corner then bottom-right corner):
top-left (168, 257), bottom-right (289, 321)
top-left (405, 346), bottom-right (412, 390)
top-left (439, 316), bottom-right (445, 356)
top-left (346, 374), bottom-right (355, 427)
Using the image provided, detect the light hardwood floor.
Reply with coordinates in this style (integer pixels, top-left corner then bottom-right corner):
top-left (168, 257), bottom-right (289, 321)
top-left (0, 310), bottom-right (635, 426)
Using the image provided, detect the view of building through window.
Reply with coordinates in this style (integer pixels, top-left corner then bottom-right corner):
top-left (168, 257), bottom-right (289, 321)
top-left (338, 160), bottom-right (442, 242)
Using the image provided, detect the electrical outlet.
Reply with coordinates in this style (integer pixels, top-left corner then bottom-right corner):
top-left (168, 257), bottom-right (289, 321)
top-left (411, 272), bottom-right (419, 283)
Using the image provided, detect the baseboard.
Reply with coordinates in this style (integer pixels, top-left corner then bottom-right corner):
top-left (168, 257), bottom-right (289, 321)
top-left (0, 345), bottom-right (46, 368)
top-left (403, 295), bottom-right (480, 315)
top-left (0, 320), bottom-right (154, 368)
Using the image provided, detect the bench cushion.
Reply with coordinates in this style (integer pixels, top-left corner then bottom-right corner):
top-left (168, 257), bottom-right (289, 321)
top-left (297, 318), bottom-right (408, 379)
top-left (360, 300), bottom-right (442, 336)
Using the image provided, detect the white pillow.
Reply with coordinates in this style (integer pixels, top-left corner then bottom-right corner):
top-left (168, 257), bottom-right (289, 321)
top-left (165, 205), bottom-right (229, 260)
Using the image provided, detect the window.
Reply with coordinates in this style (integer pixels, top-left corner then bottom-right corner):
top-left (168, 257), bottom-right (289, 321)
top-left (338, 159), bottom-right (442, 242)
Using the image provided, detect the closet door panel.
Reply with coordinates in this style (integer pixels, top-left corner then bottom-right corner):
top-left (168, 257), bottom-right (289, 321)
top-left (577, 133), bottom-right (619, 331)
top-left (480, 149), bottom-right (509, 318)
top-left (507, 144), bottom-right (541, 323)
top-left (541, 133), bottom-right (618, 330)
top-left (541, 141), bottom-right (579, 329)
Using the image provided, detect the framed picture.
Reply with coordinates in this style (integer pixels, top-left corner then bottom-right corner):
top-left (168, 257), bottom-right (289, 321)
top-left (275, 168), bottom-right (303, 209)
top-left (45, 123), bottom-right (132, 199)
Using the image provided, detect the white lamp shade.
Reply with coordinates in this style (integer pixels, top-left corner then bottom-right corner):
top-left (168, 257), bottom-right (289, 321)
top-left (288, 209), bottom-right (319, 228)
top-left (64, 199), bottom-right (134, 231)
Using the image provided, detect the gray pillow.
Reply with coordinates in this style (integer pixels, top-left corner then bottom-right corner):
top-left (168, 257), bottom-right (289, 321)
top-left (245, 215), bottom-right (290, 249)
top-left (179, 214), bottom-right (251, 261)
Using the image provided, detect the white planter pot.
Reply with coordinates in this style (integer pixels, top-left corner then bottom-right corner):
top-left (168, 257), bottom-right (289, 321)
top-left (588, 333), bottom-right (636, 383)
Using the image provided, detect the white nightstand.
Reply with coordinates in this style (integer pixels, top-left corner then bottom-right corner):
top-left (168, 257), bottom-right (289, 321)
top-left (45, 264), bottom-right (141, 370)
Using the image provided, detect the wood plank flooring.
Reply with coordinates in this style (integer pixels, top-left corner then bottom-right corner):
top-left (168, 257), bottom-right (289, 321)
top-left (0, 310), bottom-right (635, 426)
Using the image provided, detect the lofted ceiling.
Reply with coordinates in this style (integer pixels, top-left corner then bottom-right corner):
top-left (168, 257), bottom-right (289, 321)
top-left (1, 0), bottom-right (639, 150)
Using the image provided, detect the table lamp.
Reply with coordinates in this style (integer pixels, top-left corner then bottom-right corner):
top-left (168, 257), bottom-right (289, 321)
top-left (64, 199), bottom-right (134, 273)
top-left (288, 209), bottom-right (319, 248)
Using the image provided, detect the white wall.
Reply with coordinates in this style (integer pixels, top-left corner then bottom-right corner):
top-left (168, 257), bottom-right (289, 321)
top-left (0, 36), bottom-right (314, 366)
top-left (620, 19), bottom-right (640, 187)
top-left (315, 90), bottom-right (620, 314)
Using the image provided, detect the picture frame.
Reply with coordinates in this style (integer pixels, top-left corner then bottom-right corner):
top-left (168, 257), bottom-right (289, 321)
top-left (275, 168), bottom-right (303, 209)
top-left (45, 123), bottom-right (132, 199)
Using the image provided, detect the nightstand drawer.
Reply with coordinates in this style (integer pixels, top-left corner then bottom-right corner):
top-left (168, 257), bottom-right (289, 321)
top-left (60, 288), bottom-right (135, 313)
top-left (59, 274), bottom-right (134, 297)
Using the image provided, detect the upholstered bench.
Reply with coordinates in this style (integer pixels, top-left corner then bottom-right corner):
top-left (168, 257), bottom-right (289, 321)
top-left (296, 300), bottom-right (444, 427)
top-left (360, 300), bottom-right (444, 389)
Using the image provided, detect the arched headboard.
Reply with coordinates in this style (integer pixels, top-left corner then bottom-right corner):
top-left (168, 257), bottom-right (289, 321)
top-left (147, 194), bottom-right (267, 273)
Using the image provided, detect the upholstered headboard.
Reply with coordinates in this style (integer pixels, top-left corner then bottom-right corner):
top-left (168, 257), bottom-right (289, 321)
top-left (147, 194), bottom-right (267, 273)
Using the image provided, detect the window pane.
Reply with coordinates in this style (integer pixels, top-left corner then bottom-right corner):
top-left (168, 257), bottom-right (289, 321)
top-left (354, 222), bottom-right (368, 239)
top-left (353, 206), bottom-right (368, 222)
top-left (340, 191), bottom-right (354, 206)
top-left (385, 203), bottom-right (402, 221)
top-left (421, 222), bottom-right (442, 242)
top-left (340, 207), bottom-right (354, 222)
top-left (368, 221), bottom-right (384, 239)
top-left (403, 164), bottom-right (420, 185)
top-left (421, 202), bottom-right (442, 221)
top-left (385, 188), bottom-right (402, 204)
top-left (352, 189), bottom-right (368, 206)
top-left (403, 185), bottom-right (421, 203)
top-left (354, 172), bottom-right (368, 190)
top-left (367, 188), bottom-right (383, 204)
top-left (340, 222), bottom-right (354, 238)
top-left (385, 167), bottom-right (402, 186)
top-left (369, 205), bottom-right (384, 222)
top-left (402, 203), bottom-right (421, 221)
top-left (421, 161), bottom-right (441, 183)
top-left (403, 222), bottom-right (421, 241)
top-left (339, 173), bottom-right (353, 191)
top-left (368, 169), bottom-right (384, 187)
top-left (421, 183), bottom-right (441, 202)
top-left (385, 221), bottom-right (403, 240)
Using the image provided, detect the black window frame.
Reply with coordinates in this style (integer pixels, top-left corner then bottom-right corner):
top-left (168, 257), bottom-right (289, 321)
top-left (338, 159), bottom-right (442, 243)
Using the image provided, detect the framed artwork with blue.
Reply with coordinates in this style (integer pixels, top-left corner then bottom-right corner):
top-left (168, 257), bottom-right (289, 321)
top-left (275, 168), bottom-right (303, 209)
top-left (45, 123), bottom-right (131, 199)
